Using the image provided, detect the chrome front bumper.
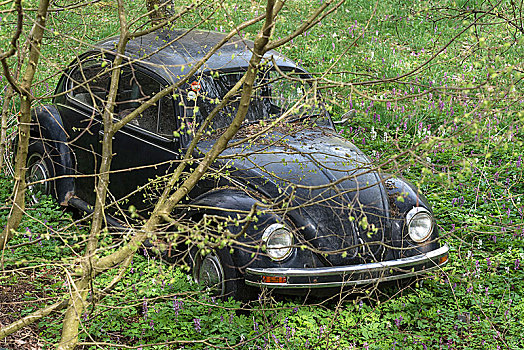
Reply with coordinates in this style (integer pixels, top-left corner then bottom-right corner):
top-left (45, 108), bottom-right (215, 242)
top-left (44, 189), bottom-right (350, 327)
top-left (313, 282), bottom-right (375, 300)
top-left (245, 244), bottom-right (449, 289)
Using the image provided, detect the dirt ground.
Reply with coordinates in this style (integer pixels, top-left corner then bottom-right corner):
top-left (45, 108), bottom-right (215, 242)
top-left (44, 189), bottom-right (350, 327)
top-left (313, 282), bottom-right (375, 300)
top-left (0, 276), bottom-right (49, 350)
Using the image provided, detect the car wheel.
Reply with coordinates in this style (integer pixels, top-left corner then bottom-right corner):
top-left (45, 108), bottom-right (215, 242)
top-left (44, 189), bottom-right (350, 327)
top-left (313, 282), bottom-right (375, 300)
top-left (26, 141), bottom-right (54, 203)
top-left (193, 248), bottom-right (257, 300)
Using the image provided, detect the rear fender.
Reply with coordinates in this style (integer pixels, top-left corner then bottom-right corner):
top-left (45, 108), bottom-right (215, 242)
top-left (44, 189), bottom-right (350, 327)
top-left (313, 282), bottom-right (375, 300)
top-left (30, 105), bottom-right (75, 205)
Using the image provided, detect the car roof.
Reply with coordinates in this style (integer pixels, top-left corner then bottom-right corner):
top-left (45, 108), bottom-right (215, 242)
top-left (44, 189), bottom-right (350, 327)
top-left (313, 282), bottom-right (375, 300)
top-left (93, 28), bottom-right (301, 84)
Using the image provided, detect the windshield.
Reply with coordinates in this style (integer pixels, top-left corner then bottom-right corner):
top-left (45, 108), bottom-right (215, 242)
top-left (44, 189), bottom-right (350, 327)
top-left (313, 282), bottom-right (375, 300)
top-left (180, 68), bottom-right (326, 134)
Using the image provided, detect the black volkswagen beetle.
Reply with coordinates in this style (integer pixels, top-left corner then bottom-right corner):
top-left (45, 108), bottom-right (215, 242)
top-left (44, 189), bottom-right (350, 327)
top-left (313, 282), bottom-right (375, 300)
top-left (28, 29), bottom-right (449, 299)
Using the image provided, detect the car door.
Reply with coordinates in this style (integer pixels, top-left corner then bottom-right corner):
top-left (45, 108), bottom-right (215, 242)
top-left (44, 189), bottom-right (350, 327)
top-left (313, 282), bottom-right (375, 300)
top-left (109, 66), bottom-right (181, 213)
top-left (57, 56), bottom-right (111, 204)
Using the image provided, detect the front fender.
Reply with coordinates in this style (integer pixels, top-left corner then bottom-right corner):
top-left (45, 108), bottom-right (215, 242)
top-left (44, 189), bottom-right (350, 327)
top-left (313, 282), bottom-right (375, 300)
top-left (187, 188), bottom-right (318, 270)
top-left (383, 175), bottom-right (433, 214)
top-left (31, 105), bottom-right (75, 205)
top-left (381, 174), bottom-right (440, 257)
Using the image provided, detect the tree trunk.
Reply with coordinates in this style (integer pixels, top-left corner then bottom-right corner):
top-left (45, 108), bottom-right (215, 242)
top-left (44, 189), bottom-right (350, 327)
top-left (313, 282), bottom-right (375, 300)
top-left (145, 0), bottom-right (170, 25)
top-left (0, 0), bottom-right (50, 251)
top-left (0, 86), bottom-right (15, 172)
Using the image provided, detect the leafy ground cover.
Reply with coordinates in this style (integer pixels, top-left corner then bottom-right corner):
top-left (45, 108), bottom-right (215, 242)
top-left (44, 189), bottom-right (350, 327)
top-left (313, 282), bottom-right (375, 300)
top-left (1, 0), bottom-right (523, 349)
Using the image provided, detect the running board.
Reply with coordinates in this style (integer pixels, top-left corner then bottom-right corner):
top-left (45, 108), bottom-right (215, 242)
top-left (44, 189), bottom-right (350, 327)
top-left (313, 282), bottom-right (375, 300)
top-left (67, 197), bottom-right (153, 248)
top-left (67, 197), bottom-right (127, 229)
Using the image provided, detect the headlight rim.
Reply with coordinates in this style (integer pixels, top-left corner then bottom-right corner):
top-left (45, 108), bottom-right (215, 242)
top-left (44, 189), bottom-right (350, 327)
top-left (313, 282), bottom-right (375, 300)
top-left (406, 207), bottom-right (434, 243)
top-left (262, 223), bottom-right (294, 261)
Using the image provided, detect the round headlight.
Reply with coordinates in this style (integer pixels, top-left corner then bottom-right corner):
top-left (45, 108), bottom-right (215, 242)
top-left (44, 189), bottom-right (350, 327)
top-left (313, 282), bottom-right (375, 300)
top-left (406, 207), bottom-right (434, 243)
top-left (262, 223), bottom-right (293, 261)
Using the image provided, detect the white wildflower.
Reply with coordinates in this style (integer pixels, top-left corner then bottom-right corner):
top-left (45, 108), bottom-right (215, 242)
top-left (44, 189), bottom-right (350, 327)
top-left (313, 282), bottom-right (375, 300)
top-left (370, 126), bottom-right (377, 140)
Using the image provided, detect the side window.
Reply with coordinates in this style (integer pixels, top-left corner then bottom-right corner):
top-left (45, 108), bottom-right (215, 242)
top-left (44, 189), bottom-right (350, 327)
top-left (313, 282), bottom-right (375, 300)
top-left (116, 68), bottom-right (177, 137)
top-left (69, 58), bottom-right (112, 112)
top-left (157, 94), bottom-right (176, 136)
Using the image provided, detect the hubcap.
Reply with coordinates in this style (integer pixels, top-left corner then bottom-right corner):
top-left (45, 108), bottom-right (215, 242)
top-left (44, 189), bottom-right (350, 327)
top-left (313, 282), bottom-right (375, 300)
top-left (197, 253), bottom-right (225, 296)
top-left (26, 153), bottom-right (50, 201)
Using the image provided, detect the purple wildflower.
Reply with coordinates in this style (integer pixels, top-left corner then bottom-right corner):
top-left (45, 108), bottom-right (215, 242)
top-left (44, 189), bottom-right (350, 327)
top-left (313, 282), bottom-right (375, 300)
top-left (194, 318), bottom-right (201, 332)
top-left (142, 299), bottom-right (148, 319)
top-left (173, 297), bottom-right (183, 316)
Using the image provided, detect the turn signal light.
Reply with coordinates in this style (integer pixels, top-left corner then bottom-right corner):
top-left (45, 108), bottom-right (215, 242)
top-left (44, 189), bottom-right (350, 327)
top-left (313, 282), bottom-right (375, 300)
top-left (439, 255), bottom-right (448, 265)
top-left (262, 276), bottom-right (287, 284)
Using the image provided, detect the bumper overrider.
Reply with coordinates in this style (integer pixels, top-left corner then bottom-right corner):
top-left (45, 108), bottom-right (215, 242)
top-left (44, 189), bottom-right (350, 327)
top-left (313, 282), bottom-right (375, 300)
top-left (245, 244), bottom-right (449, 289)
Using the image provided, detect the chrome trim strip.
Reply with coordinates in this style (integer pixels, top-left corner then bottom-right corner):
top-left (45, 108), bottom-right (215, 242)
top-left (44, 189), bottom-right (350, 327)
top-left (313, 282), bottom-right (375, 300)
top-left (114, 128), bottom-right (179, 155)
top-left (245, 244), bottom-right (449, 289)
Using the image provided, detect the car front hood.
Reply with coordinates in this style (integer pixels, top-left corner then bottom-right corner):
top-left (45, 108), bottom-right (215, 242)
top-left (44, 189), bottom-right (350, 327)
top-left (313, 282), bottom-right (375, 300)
top-left (197, 127), bottom-right (390, 265)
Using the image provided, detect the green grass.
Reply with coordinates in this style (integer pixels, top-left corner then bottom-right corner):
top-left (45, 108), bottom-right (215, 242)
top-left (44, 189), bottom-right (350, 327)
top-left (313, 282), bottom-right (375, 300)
top-left (1, 0), bottom-right (524, 348)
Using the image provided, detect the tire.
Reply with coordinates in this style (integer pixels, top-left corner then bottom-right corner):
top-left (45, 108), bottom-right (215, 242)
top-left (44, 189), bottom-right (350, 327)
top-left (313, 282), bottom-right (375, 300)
top-left (192, 247), bottom-right (257, 301)
top-left (26, 140), bottom-right (55, 203)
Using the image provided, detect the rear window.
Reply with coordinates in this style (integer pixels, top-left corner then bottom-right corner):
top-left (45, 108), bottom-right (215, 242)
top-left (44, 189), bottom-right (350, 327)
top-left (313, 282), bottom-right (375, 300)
top-left (68, 58), bottom-right (112, 112)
